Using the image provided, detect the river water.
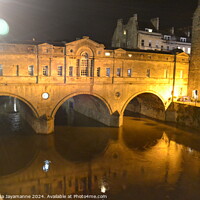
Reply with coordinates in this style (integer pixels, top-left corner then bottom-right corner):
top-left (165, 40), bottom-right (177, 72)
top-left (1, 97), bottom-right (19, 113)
top-left (0, 103), bottom-right (200, 200)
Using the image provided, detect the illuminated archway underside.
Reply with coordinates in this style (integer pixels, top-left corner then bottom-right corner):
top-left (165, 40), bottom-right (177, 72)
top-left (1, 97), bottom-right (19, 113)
top-left (124, 93), bottom-right (166, 121)
top-left (53, 93), bottom-right (115, 126)
top-left (0, 93), bottom-right (39, 118)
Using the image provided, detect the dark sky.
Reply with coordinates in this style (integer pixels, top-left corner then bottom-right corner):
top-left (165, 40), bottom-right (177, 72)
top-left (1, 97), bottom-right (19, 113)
top-left (0, 0), bottom-right (198, 46)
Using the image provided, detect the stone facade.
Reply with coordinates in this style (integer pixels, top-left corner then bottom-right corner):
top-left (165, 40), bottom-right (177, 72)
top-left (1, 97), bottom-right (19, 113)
top-left (112, 15), bottom-right (191, 54)
top-left (188, 1), bottom-right (200, 100)
top-left (0, 37), bottom-right (189, 133)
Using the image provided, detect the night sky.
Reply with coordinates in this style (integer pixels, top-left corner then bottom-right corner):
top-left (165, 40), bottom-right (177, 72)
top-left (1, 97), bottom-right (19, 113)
top-left (0, 0), bottom-right (198, 47)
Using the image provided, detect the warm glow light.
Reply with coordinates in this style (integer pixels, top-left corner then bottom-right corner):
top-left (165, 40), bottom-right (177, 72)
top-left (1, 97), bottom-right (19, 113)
top-left (101, 185), bottom-right (106, 193)
top-left (0, 18), bottom-right (9, 35)
top-left (128, 54), bottom-right (132, 57)
top-left (105, 52), bottom-right (110, 56)
top-left (42, 160), bottom-right (51, 172)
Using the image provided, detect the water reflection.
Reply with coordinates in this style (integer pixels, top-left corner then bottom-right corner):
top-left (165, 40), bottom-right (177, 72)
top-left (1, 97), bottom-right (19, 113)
top-left (0, 110), bottom-right (200, 199)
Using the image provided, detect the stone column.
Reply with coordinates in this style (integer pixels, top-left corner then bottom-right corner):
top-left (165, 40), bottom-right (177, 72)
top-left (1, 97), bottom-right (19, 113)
top-left (110, 111), bottom-right (123, 127)
top-left (32, 116), bottom-right (54, 134)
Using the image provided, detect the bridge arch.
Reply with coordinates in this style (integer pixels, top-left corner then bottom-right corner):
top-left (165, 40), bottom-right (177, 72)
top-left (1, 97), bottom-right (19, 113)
top-left (0, 92), bottom-right (39, 118)
top-left (121, 91), bottom-right (166, 120)
top-left (51, 92), bottom-right (113, 119)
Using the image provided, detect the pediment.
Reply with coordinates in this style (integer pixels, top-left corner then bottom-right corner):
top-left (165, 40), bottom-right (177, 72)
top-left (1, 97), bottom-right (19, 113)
top-left (114, 48), bottom-right (127, 53)
top-left (65, 37), bottom-right (105, 49)
top-left (176, 52), bottom-right (189, 57)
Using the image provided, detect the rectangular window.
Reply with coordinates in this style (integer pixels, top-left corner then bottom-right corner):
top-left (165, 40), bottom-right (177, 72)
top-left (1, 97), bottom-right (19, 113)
top-left (141, 40), bottom-right (144, 47)
top-left (188, 47), bottom-right (191, 54)
top-left (164, 35), bottom-right (171, 40)
top-left (28, 65), bottom-right (34, 76)
top-left (106, 68), bottom-right (110, 77)
top-left (149, 41), bottom-right (152, 47)
top-left (117, 68), bottom-right (121, 77)
top-left (182, 47), bottom-right (185, 52)
top-left (180, 70), bottom-right (183, 78)
top-left (16, 65), bottom-right (19, 76)
top-left (127, 69), bottom-right (132, 77)
top-left (57, 66), bottom-right (63, 76)
top-left (164, 69), bottom-right (168, 78)
top-left (161, 45), bottom-right (164, 51)
top-left (167, 46), bottom-right (169, 51)
top-left (69, 66), bottom-right (73, 77)
top-left (192, 90), bottom-right (198, 100)
top-left (97, 67), bottom-right (100, 77)
top-left (0, 64), bottom-right (3, 76)
top-left (43, 66), bottom-right (48, 76)
top-left (180, 37), bottom-right (186, 42)
top-left (146, 69), bottom-right (151, 78)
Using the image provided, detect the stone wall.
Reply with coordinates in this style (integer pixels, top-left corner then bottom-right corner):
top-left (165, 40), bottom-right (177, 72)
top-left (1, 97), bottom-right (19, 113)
top-left (166, 102), bottom-right (200, 130)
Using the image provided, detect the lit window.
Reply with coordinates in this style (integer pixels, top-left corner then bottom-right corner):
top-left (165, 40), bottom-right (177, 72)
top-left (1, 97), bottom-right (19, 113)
top-left (164, 69), bottom-right (168, 78)
top-left (117, 68), bottom-right (121, 77)
top-left (180, 70), bottom-right (183, 78)
top-left (128, 54), bottom-right (132, 57)
top-left (105, 52), bottom-right (110, 56)
top-left (192, 90), bottom-right (198, 99)
top-left (141, 40), bottom-right (144, 47)
top-left (146, 69), bottom-right (150, 78)
top-left (43, 66), bottom-right (48, 76)
top-left (188, 47), bottom-right (191, 54)
top-left (180, 37), bottom-right (186, 42)
top-left (57, 66), bottom-right (63, 76)
top-left (97, 67), bottom-right (100, 77)
top-left (0, 64), bottom-right (3, 76)
top-left (106, 68), bottom-right (110, 77)
top-left (69, 66), bottom-right (73, 77)
top-left (178, 46), bottom-right (181, 49)
top-left (127, 69), bottom-right (132, 77)
top-left (182, 47), bottom-right (185, 52)
top-left (123, 30), bottom-right (127, 35)
top-left (28, 65), bottom-right (34, 76)
top-left (145, 28), bottom-right (152, 32)
top-left (164, 35), bottom-right (171, 40)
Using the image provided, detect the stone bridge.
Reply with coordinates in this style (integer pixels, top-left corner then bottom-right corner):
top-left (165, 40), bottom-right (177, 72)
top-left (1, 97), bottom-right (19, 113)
top-left (0, 37), bottom-right (189, 133)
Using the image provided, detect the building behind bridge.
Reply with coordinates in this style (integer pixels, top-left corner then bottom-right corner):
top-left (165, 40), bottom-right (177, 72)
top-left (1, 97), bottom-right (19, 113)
top-left (0, 36), bottom-right (189, 100)
top-left (111, 14), bottom-right (191, 54)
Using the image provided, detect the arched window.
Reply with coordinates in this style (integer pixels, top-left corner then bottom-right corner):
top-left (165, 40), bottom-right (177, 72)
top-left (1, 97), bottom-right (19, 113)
top-left (80, 52), bottom-right (89, 76)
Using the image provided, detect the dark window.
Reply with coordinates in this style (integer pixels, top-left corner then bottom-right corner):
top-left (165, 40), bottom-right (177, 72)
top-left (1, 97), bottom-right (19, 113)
top-left (141, 40), bottom-right (144, 47)
top-left (127, 69), bottom-right (132, 77)
top-left (28, 65), bottom-right (34, 76)
top-left (149, 41), bottom-right (152, 47)
top-left (69, 66), bottom-right (73, 77)
top-left (57, 66), bottom-right (63, 76)
top-left (43, 66), bottom-right (48, 76)
top-left (117, 68), bottom-right (121, 77)
top-left (106, 68), bottom-right (110, 77)
top-left (16, 65), bottom-right (19, 76)
top-left (0, 64), bottom-right (3, 76)
top-left (97, 67), bottom-right (100, 77)
top-left (146, 69), bottom-right (151, 78)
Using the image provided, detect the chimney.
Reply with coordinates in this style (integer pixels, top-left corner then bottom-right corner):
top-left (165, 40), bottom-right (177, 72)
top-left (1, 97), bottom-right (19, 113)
top-left (133, 14), bottom-right (138, 21)
top-left (150, 17), bottom-right (159, 31)
top-left (117, 19), bottom-right (123, 25)
top-left (171, 27), bottom-right (175, 35)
